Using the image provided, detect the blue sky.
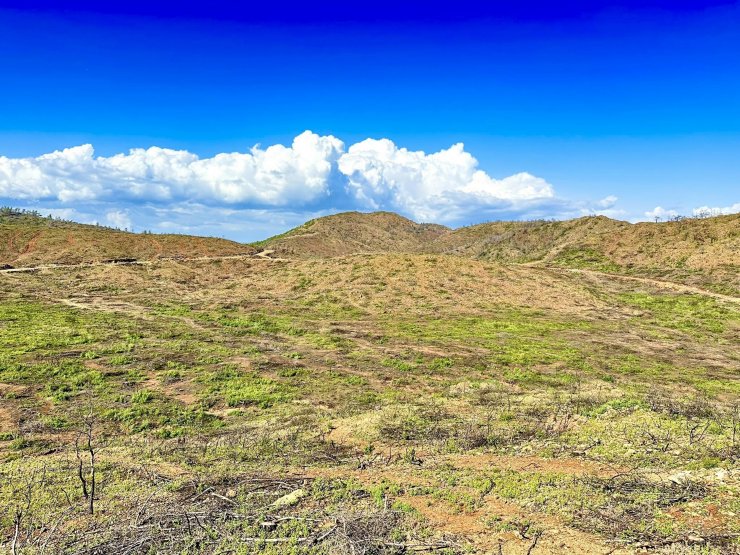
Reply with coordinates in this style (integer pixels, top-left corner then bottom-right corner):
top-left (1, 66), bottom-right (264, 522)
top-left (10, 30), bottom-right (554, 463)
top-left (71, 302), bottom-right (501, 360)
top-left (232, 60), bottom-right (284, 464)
top-left (0, 1), bottom-right (738, 241)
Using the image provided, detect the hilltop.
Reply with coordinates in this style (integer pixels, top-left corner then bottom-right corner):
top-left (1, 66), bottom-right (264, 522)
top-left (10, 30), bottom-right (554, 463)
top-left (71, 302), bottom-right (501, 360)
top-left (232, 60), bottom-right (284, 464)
top-left (263, 211), bottom-right (739, 269)
top-left (430, 214), bottom-right (740, 270)
top-left (256, 211), bottom-right (449, 257)
top-left (5, 208), bottom-right (737, 278)
top-left (260, 211), bottom-right (740, 294)
top-left (3, 208), bottom-right (738, 294)
top-left (0, 209), bottom-right (254, 266)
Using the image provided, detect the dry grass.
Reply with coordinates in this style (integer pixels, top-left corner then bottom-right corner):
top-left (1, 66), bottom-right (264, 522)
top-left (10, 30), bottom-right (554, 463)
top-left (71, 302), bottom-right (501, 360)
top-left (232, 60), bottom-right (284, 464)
top-left (0, 211), bottom-right (738, 554)
top-left (0, 211), bottom-right (252, 266)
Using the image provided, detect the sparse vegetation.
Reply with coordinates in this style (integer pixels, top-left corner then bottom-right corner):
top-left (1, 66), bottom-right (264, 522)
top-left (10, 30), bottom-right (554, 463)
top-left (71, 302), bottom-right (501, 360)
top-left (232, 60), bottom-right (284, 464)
top-left (0, 210), bottom-right (738, 554)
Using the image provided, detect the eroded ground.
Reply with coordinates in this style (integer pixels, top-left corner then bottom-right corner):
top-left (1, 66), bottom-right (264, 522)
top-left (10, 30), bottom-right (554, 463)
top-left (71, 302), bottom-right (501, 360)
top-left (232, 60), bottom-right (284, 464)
top-left (1, 254), bottom-right (738, 554)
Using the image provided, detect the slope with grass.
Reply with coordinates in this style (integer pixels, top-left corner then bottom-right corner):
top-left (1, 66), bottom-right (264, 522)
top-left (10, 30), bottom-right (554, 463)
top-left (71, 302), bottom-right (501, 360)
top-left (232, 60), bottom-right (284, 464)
top-left (434, 214), bottom-right (740, 295)
top-left (432, 213), bottom-right (737, 267)
top-left (258, 211), bottom-right (740, 270)
top-left (1, 208), bottom-right (738, 554)
top-left (0, 210), bottom-right (254, 266)
top-left (262, 211), bottom-right (740, 295)
top-left (1, 248), bottom-right (739, 554)
top-left (256, 211), bottom-right (449, 257)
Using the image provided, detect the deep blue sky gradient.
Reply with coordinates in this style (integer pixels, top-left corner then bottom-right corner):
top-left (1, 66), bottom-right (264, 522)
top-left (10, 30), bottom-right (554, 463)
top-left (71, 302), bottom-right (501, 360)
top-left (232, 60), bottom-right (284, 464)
top-left (0, 1), bottom-right (738, 237)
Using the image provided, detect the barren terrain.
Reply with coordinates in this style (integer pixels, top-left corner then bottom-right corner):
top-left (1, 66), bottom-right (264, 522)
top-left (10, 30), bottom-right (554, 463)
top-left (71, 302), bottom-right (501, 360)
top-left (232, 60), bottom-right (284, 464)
top-left (1, 211), bottom-right (738, 554)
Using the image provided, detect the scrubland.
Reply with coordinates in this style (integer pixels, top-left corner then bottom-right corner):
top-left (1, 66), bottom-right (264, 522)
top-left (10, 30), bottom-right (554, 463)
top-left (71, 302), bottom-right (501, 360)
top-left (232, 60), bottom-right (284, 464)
top-left (0, 211), bottom-right (738, 554)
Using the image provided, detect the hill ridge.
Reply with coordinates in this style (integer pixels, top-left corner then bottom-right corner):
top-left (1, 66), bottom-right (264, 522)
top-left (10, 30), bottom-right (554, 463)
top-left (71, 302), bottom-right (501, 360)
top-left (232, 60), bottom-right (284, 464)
top-left (3, 208), bottom-right (738, 297)
top-left (0, 209), bottom-right (255, 266)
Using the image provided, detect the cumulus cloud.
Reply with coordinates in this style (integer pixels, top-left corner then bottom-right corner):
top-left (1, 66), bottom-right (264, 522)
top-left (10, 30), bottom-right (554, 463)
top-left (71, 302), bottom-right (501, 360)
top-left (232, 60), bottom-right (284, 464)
top-left (644, 206), bottom-right (679, 220)
top-left (0, 131), bottom-right (641, 235)
top-left (337, 139), bottom-right (554, 222)
top-left (0, 131), bottom-right (344, 206)
top-left (0, 132), bottom-right (560, 224)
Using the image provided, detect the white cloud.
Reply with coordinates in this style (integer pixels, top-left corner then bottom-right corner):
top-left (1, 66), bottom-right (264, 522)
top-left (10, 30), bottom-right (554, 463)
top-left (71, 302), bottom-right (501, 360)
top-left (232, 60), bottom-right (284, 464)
top-left (1, 132), bottom-right (631, 231)
top-left (106, 210), bottom-right (132, 230)
top-left (596, 195), bottom-right (618, 209)
top-left (337, 139), bottom-right (554, 222)
top-left (692, 202), bottom-right (740, 217)
top-left (644, 206), bottom-right (679, 220)
top-left (0, 131), bottom-right (344, 206)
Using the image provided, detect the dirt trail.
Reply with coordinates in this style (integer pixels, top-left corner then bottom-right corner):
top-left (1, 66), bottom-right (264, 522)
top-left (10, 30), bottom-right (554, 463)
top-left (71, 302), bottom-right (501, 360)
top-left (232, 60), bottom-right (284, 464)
top-left (527, 264), bottom-right (740, 304)
top-left (59, 298), bottom-right (149, 315)
top-left (568, 267), bottom-right (740, 304)
top-left (0, 252), bottom-right (285, 274)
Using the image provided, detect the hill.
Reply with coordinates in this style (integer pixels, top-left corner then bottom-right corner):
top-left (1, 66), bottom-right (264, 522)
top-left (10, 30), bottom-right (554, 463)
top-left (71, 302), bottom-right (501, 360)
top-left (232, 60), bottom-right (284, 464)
top-left (1, 208), bottom-right (739, 554)
top-left (0, 209), bottom-right (254, 266)
top-left (431, 214), bottom-right (740, 270)
top-left (260, 211), bottom-right (740, 294)
top-left (431, 214), bottom-right (740, 295)
top-left (2, 249), bottom-right (739, 554)
top-left (256, 211), bottom-right (449, 257)
top-left (263, 210), bottom-right (739, 271)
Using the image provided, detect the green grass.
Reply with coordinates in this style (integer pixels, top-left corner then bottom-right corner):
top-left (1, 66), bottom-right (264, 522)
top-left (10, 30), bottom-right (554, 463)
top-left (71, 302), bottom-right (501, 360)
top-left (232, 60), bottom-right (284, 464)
top-left (385, 311), bottom-right (593, 370)
top-left (618, 292), bottom-right (738, 336)
top-left (0, 302), bottom-right (116, 358)
top-left (199, 366), bottom-right (292, 409)
top-left (1, 256), bottom-right (738, 554)
top-left (552, 246), bottom-right (621, 272)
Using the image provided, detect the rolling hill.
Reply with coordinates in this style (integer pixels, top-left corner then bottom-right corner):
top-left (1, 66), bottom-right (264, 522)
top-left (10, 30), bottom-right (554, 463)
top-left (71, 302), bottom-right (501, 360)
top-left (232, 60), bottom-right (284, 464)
top-left (429, 214), bottom-right (740, 270)
top-left (262, 211), bottom-right (739, 269)
top-left (259, 211), bottom-right (740, 294)
top-left (255, 211), bottom-right (449, 257)
top-left (0, 209), bottom-right (254, 266)
top-left (1, 206), bottom-right (739, 554)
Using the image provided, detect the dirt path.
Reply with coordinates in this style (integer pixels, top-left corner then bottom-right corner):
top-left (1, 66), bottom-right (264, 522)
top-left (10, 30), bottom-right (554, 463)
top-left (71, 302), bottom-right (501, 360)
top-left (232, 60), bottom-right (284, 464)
top-left (59, 298), bottom-right (151, 316)
top-left (527, 265), bottom-right (740, 305)
top-left (568, 267), bottom-right (740, 304)
top-left (0, 252), bottom-right (286, 274)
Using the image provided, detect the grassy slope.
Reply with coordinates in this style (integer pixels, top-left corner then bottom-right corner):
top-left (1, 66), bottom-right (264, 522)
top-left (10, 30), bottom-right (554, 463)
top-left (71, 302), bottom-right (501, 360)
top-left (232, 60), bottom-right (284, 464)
top-left (0, 209), bottom-right (738, 553)
top-left (257, 211), bottom-right (449, 257)
top-left (0, 212), bottom-right (254, 266)
top-left (430, 214), bottom-right (740, 269)
top-left (1, 253), bottom-right (738, 554)
top-left (434, 214), bottom-right (740, 296)
top-left (264, 211), bottom-right (740, 295)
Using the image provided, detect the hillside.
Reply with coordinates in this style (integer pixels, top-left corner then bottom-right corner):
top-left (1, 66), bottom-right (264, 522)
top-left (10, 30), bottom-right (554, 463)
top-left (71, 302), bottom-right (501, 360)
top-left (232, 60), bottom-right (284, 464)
top-left (257, 211), bottom-right (449, 257)
top-left (2, 249), bottom-right (739, 554)
top-left (431, 214), bottom-right (740, 270)
top-left (0, 210), bottom-right (254, 266)
top-left (263, 210), bottom-right (739, 270)
top-left (261, 211), bottom-right (740, 294)
top-left (431, 214), bottom-right (740, 295)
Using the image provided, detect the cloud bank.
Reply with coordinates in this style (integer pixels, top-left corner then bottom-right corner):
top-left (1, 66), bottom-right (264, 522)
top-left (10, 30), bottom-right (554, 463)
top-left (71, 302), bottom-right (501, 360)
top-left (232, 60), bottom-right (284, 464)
top-left (0, 132), bottom-right (343, 207)
top-left (9, 130), bottom-right (721, 241)
top-left (0, 131), bottom-right (568, 226)
top-left (692, 203), bottom-right (740, 217)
